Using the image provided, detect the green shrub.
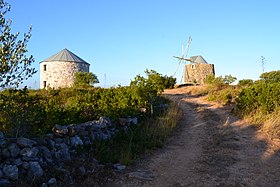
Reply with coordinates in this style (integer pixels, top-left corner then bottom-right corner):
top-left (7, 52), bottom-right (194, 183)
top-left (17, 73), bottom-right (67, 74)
top-left (237, 82), bottom-right (280, 115)
top-left (207, 86), bottom-right (241, 105)
top-left (0, 88), bottom-right (46, 137)
top-left (260, 70), bottom-right (280, 83)
top-left (74, 72), bottom-right (99, 87)
top-left (205, 74), bottom-right (237, 85)
top-left (0, 70), bottom-right (173, 136)
top-left (237, 79), bottom-right (254, 87)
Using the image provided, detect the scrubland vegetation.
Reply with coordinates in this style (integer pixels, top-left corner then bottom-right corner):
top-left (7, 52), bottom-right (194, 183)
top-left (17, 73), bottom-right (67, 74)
top-left (0, 70), bottom-right (179, 164)
top-left (187, 71), bottom-right (280, 139)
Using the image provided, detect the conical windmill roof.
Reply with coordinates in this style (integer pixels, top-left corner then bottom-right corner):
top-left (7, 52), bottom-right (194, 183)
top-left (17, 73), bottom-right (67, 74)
top-left (190, 55), bottom-right (208, 64)
top-left (42, 48), bottom-right (89, 64)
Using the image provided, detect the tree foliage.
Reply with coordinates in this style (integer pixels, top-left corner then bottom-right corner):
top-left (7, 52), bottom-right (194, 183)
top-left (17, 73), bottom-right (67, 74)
top-left (237, 79), bottom-right (253, 87)
top-left (0, 0), bottom-right (36, 88)
top-left (223, 74), bottom-right (237, 84)
top-left (260, 70), bottom-right (280, 83)
top-left (205, 74), bottom-right (237, 85)
top-left (237, 81), bottom-right (280, 115)
top-left (74, 72), bottom-right (99, 87)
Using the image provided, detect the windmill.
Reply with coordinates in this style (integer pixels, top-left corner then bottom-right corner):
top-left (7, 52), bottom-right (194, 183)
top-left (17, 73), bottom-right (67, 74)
top-left (173, 36), bottom-right (193, 84)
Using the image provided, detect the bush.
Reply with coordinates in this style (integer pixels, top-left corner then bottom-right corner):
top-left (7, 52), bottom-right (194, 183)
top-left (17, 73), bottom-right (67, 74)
top-left (0, 70), bottom-right (173, 136)
top-left (74, 72), bottom-right (99, 87)
top-left (237, 79), bottom-right (253, 87)
top-left (207, 86), bottom-right (241, 105)
top-left (260, 70), bottom-right (280, 83)
top-left (205, 74), bottom-right (237, 85)
top-left (204, 75), bottom-right (224, 85)
top-left (0, 87), bottom-right (46, 137)
top-left (237, 82), bottom-right (280, 115)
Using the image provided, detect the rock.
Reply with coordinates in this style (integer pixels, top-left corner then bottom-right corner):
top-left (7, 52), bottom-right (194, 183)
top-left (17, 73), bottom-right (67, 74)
top-left (48, 177), bottom-right (58, 187)
top-left (0, 131), bottom-right (5, 146)
top-left (17, 137), bottom-right (37, 148)
top-left (128, 170), bottom-right (154, 181)
top-left (119, 118), bottom-right (129, 126)
top-left (28, 161), bottom-right (44, 178)
top-left (139, 107), bottom-right (147, 113)
top-left (22, 156), bottom-right (39, 161)
top-left (128, 117), bottom-right (138, 125)
top-left (13, 158), bottom-right (23, 166)
top-left (20, 147), bottom-right (39, 158)
top-left (82, 137), bottom-right (91, 145)
top-left (39, 146), bottom-right (52, 163)
top-left (47, 139), bottom-right (55, 149)
top-left (54, 143), bottom-right (71, 161)
top-left (100, 133), bottom-right (110, 140)
top-left (0, 169), bottom-right (3, 178)
top-left (52, 124), bottom-right (68, 135)
top-left (41, 183), bottom-right (47, 187)
top-left (3, 164), bottom-right (18, 180)
top-left (52, 125), bottom-right (68, 135)
top-left (45, 133), bottom-right (54, 139)
top-left (70, 136), bottom-right (83, 147)
top-left (54, 138), bottom-right (64, 144)
top-left (67, 125), bottom-right (76, 136)
top-left (78, 166), bottom-right (86, 176)
top-left (8, 143), bottom-right (20, 158)
top-left (0, 179), bottom-right (10, 186)
top-left (2, 148), bottom-right (10, 158)
top-left (93, 123), bottom-right (101, 131)
top-left (113, 163), bottom-right (126, 171)
top-left (98, 116), bottom-right (111, 128)
top-left (22, 162), bottom-right (30, 170)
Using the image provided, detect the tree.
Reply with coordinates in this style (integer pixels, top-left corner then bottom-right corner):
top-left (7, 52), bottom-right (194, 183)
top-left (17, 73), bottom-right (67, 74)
top-left (130, 69), bottom-right (175, 115)
top-left (223, 74), bottom-right (237, 84)
top-left (260, 70), bottom-right (280, 83)
top-left (0, 0), bottom-right (36, 88)
top-left (237, 79), bottom-right (253, 87)
top-left (74, 72), bottom-right (99, 87)
top-left (204, 75), bottom-right (224, 85)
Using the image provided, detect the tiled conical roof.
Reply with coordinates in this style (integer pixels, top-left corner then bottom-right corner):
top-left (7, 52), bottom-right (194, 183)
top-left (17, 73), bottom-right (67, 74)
top-left (189, 55), bottom-right (208, 64)
top-left (42, 48), bottom-right (89, 64)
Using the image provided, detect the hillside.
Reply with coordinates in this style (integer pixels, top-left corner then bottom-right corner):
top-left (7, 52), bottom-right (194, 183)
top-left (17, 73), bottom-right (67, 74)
top-left (106, 87), bottom-right (280, 186)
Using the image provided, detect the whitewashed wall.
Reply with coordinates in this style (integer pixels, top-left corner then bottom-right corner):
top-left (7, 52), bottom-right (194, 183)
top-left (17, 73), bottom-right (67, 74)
top-left (40, 61), bottom-right (89, 89)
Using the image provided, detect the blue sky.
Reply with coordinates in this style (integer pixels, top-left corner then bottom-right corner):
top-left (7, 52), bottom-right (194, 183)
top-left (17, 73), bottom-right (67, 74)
top-left (8, 0), bottom-right (280, 88)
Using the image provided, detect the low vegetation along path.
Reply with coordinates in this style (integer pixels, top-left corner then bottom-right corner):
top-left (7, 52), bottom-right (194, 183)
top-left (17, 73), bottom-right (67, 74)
top-left (108, 88), bottom-right (280, 187)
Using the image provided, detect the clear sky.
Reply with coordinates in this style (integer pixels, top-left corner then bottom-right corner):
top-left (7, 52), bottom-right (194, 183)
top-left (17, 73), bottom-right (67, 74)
top-left (8, 0), bottom-right (280, 88)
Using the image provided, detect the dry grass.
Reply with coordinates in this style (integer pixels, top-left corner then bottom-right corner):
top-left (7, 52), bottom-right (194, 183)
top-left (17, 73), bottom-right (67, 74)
top-left (262, 109), bottom-right (280, 139)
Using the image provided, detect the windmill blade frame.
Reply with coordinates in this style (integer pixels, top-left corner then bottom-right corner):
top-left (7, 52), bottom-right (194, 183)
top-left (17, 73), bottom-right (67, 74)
top-left (173, 36), bottom-right (192, 83)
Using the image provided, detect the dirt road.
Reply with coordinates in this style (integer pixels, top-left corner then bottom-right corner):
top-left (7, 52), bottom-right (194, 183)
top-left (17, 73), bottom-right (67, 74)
top-left (108, 88), bottom-right (280, 186)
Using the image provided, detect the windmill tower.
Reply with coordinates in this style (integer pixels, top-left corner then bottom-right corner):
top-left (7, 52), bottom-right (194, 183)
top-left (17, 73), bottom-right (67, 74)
top-left (173, 37), bottom-right (215, 85)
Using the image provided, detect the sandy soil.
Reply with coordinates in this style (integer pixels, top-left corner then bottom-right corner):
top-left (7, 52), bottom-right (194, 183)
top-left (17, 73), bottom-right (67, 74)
top-left (106, 88), bottom-right (280, 187)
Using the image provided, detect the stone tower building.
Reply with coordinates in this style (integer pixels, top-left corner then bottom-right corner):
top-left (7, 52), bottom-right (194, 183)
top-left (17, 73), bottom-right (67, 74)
top-left (184, 56), bottom-right (215, 84)
top-left (40, 48), bottom-right (90, 89)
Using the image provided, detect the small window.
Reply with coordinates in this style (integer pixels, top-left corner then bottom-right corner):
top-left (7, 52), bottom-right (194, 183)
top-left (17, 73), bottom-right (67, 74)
top-left (191, 64), bottom-right (196, 69)
top-left (43, 65), bottom-right (47, 71)
top-left (43, 81), bottom-right (47, 88)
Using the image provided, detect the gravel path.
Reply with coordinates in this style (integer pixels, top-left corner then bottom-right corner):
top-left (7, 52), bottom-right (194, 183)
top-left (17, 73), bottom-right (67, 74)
top-left (107, 88), bottom-right (280, 187)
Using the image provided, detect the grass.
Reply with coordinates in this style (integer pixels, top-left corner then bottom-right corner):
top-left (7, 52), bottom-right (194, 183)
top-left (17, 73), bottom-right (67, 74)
top-left (86, 101), bottom-right (182, 165)
top-left (243, 108), bottom-right (280, 139)
top-left (207, 86), bottom-right (241, 105)
top-left (182, 84), bottom-right (241, 105)
top-left (262, 109), bottom-right (280, 139)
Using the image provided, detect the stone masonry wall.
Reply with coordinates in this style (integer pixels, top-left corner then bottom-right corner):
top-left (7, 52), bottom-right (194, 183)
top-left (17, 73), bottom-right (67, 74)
top-left (40, 61), bottom-right (89, 89)
top-left (0, 116), bottom-right (138, 186)
top-left (185, 63), bottom-right (215, 84)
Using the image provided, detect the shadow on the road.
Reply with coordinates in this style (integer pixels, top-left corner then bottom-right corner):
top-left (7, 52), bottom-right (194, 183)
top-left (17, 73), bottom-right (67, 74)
top-left (164, 92), bottom-right (280, 186)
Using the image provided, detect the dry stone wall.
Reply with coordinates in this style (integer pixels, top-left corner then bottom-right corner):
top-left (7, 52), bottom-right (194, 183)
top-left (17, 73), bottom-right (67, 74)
top-left (40, 61), bottom-right (89, 89)
top-left (0, 116), bottom-right (137, 186)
